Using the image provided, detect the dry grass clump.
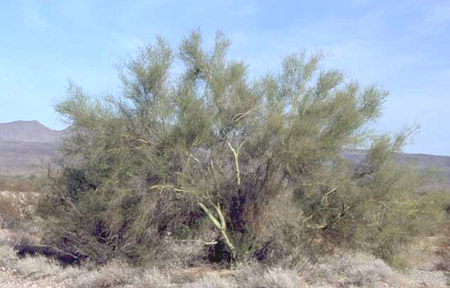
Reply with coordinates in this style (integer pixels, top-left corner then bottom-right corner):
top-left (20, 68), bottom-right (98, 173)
top-left (137, 264), bottom-right (306, 288)
top-left (73, 260), bottom-right (137, 288)
top-left (232, 265), bottom-right (306, 288)
top-left (179, 274), bottom-right (237, 288)
top-left (0, 226), bottom-right (22, 247)
top-left (434, 226), bottom-right (450, 271)
top-left (1, 240), bottom-right (448, 288)
top-left (141, 237), bottom-right (207, 268)
top-left (0, 243), bottom-right (62, 279)
top-left (310, 251), bottom-right (396, 287)
top-left (0, 175), bottom-right (42, 192)
top-left (1, 248), bottom-right (308, 288)
top-left (13, 254), bottom-right (62, 278)
top-left (306, 251), bottom-right (448, 288)
top-left (0, 243), bottom-right (18, 268)
top-left (0, 195), bottom-right (25, 229)
top-left (0, 191), bottom-right (40, 229)
top-left (134, 269), bottom-right (173, 288)
top-left (71, 261), bottom-right (189, 288)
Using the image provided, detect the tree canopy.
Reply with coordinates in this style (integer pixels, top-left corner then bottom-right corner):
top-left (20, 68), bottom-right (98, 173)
top-left (39, 31), bottom-right (431, 266)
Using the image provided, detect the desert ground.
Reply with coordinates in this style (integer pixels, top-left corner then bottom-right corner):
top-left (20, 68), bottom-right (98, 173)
top-left (1, 121), bottom-right (450, 287)
top-left (0, 189), bottom-right (449, 287)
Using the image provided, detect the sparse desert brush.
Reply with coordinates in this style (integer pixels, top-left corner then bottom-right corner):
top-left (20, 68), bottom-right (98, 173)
top-left (0, 243), bottom-right (62, 278)
top-left (0, 243), bottom-right (18, 268)
top-left (73, 260), bottom-right (136, 288)
top-left (0, 191), bottom-right (41, 230)
top-left (311, 251), bottom-right (395, 286)
top-left (434, 223), bottom-right (450, 271)
top-left (1, 240), bottom-right (447, 288)
top-left (13, 254), bottom-right (62, 278)
top-left (231, 265), bottom-right (307, 288)
top-left (0, 196), bottom-right (19, 229)
top-left (73, 261), bottom-right (307, 288)
top-left (37, 30), bottom-right (438, 268)
top-left (0, 174), bottom-right (43, 192)
top-left (0, 194), bottom-right (32, 229)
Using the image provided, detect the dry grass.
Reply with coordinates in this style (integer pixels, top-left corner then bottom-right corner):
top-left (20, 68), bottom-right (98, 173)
top-left (0, 191), bottom-right (40, 230)
top-left (13, 255), bottom-right (62, 278)
top-left (0, 177), bottom-right (447, 287)
top-left (0, 175), bottom-right (42, 192)
top-left (71, 262), bottom-right (308, 288)
top-left (0, 244), bottom-right (62, 279)
top-left (0, 242), bottom-right (17, 268)
top-left (434, 226), bottom-right (450, 272)
top-left (2, 238), bottom-right (447, 288)
top-left (310, 251), bottom-right (397, 287)
top-left (72, 260), bottom-right (136, 288)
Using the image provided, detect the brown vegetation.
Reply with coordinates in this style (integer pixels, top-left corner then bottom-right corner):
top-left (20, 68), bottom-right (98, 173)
top-left (0, 175), bottom-right (43, 192)
top-left (0, 173), bottom-right (448, 287)
top-left (1, 242), bottom-right (448, 287)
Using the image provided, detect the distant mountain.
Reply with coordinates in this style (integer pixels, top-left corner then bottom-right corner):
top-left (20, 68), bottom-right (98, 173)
top-left (0, 121), bottom-right (449, 190)
top-left (0, 121), bottom-right (65, 143)
top-left (343, 149), bottom-right (450, 190)
top-left (0, 121), bottom-right (65, 175)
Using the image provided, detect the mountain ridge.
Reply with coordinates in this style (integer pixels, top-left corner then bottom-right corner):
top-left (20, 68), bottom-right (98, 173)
top-left (0, 121), bottom-right (449, 187)
top-left (0, 120), bottom-right (65, 144)
top-left (0, 121), bottom-right (65, 175)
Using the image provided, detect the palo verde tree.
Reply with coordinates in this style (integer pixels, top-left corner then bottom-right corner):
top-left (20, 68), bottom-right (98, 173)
top-left (39, 31), bottom-right (428, 265)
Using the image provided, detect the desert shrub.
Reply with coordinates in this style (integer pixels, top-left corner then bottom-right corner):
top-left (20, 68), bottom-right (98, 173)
top-left (14, 254), bottom-right (62, 278)
top-left (0, 196), bottom-right (21, 229)
top-left (230, 265), bottom-right (307, 288)
top-left (349, 166), bottom-right (450, 266)
top-left (0, 243), bottom-right (18, 268)
top-left (0, 243), bottom-right (64, 279)
top-left (0, 192), bottom-right (39, 229)
top-left (309, 251), bottom-right (397, 287)
top-left (434, 208), bottom-right (450, 271)
top-left (73, 260), bottom-right (135, 288)
top-left (0, 174), bottom-right (43, 192)
top-left (38, 31), bottom-right (434, 266)
top-left (435, 233), bottom-right (450, 271)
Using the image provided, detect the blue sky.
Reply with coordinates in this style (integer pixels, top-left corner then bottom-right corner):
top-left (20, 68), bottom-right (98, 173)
top-left (0, 0), bottom-right (449, 155)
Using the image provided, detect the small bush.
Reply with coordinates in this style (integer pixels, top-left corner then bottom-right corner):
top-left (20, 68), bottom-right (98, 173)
top-left (434, 224), bottom-right (450, 271)
top-left (73, 260), bottom-right (135, 288)
top-left (311, 252), bottom-right (395, 286)
top-left (0, 191), bottom-right (39, 229)
top-left (14, 255), bottom-right (62, 278)
top-left (0, 244), bottom-right (18, 268)
top-left (234, 265), bottom-right (306, 288)
top-left (0, 175), bottom-right (43, 192)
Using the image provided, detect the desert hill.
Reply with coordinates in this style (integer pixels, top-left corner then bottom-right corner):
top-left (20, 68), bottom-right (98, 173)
top-left (344, 149), bottom-right (450, 189)
top-left (0, 120), bottom-right (64, 143)
top-left (0, 121), bottom-right (449, 187)
top-left (0, 121), bottom-right (65, 175)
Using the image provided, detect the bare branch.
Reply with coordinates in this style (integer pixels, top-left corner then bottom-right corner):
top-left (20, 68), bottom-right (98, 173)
top-left (226, 140), bottom-right (245, 187)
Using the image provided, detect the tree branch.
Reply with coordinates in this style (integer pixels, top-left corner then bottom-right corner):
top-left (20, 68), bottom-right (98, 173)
top-left (226, 140), bottom-right (245, 187)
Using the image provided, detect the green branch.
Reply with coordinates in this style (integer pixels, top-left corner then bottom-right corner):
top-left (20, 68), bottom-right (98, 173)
top-left (226, 140), bottom-right (246, 187)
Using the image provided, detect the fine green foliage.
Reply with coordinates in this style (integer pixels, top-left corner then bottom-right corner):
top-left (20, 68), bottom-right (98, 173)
top-left (38, 31), bottom-right (435, 265)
